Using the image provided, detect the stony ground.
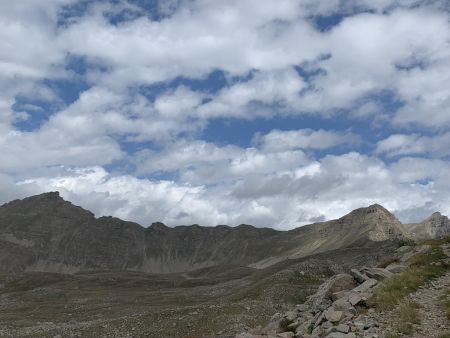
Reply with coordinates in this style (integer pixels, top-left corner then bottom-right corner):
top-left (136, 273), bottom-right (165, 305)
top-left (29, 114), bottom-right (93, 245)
top-left (0, 246), bottom-right (391, 337)
top-left (239, 241), bottom-right (450, 338)
top-left (366, 246), bottom-right (450, 338)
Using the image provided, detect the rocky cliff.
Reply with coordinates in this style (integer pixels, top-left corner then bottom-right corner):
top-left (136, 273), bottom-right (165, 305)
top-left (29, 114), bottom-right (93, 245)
top-left (405, 212), bottom-right (450, 241)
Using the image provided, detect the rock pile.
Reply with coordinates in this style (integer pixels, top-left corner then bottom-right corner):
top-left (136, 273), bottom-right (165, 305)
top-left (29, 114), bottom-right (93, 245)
top-left (236, 245), bottom-right (428, 338)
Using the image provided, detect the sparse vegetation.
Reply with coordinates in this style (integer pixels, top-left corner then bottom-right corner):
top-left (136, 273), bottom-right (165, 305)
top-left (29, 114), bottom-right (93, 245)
top-left (398, 238), bottom-right (416, 247)
top-left (385, 332), bottom-right (400, 338)
top-left (377, 255), bottom-right (399, 268)
top-left (395, 301), bottom-right (421, 334)
top-left (370, 244), bottom-right (449, 311)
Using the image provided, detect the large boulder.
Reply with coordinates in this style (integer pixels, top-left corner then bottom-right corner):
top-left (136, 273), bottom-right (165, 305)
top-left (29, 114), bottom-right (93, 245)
top-left (352, 278), bottom-right (377, 293)
top-left (361, 267), bottom-right (393, 281)
top-left (324, 308), bottom-right (343, 323)
top-left (385, 263), bottom-right (407, 273)
top-left (349, 269), bottom-right (368, 284)
top-left (308, 274), bottom-right (357, 310)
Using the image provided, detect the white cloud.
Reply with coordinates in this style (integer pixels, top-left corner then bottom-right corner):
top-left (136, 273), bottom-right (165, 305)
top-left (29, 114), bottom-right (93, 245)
top-left (254, 129), bottom-right (360, 152)
top-left (10, 152), bottom-right (450, 229)
top-left (376, 133), bottom-right (450, 157)
top-left (134, 138), bottom-right (310, 185)
top-left (1, 0), bottom-right (450, 230)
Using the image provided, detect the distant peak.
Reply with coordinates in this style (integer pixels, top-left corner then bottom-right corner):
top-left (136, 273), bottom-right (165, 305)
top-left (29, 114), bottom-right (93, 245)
top-left (340, 204), bottom-right (398, 223)
top-left (40, 191), bottom-right (61, 199)
top-left (367, 204), bottom-right (388, 211)
top-left (22, 191), bottom-right (64, 204)
top-left (150, 222), bottom-right (168, 231)
top-left (350, 204), bottom-right (391, 215)
top-left (236, 224), bottom-right (256, 230)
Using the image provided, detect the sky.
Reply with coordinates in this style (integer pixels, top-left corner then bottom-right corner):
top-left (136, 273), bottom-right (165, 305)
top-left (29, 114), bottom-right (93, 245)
top-left (1, 0), bottom-right (450, 229)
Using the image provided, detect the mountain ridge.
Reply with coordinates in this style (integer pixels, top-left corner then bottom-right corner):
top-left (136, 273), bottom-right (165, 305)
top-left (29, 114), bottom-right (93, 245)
top-left (0, 192), bottom-right (446, 274)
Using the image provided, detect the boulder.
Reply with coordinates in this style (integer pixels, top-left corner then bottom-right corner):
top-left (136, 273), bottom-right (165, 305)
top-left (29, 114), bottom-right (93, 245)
top-left (348, 293), bottom-right (366, 306)
top-left (312, 326), bottom-right (324, 337)
top-left (361, 268), bottom-right (393, 281)
top-left (335, 324), bottom-right (350, 333)
top-left (350, 269), bottom-right (368, 284)
top-left (283, 310), bottom-right (298, 323)
top-left (296, 304), bottom-right (310, 312)
top-left (308, 274), bottom-right (357, 310)
top-left (385, 263), bottom-right (407, 274)
top-left (277, 332), bottom-right (294, 338)
top-left (314, 311), bottom-right (326, 327)
top-left (352, 278), bottom-right (377, 293)
top-left (322, 321), bottom-right (333, 330)
top-left (287, 321), bottom-right (301, 331)
top-left (324, 308), bottom-right (343, 323)
top-left (332, 298), bottom-right (354, 312)
top-left (325, 333), bottom-right (356, 338)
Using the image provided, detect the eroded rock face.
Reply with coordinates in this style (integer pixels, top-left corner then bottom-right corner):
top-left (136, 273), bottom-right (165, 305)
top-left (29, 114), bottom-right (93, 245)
top-left (406, 212), bottom-right (450, 241)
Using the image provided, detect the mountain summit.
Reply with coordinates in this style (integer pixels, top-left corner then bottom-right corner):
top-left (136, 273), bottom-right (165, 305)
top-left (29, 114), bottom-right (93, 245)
top-left (0, 193), bottom-right (439, 274)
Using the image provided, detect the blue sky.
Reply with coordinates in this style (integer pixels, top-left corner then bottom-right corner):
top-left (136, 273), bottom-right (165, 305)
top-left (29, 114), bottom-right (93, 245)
top-left (1, 0), bottom-right (450, 228)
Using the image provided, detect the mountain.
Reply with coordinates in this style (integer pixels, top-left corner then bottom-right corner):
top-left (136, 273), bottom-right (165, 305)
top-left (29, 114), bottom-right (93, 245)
top-left (0, 192), bottom-right (418, 274)
top-left (405, 212), bottom-right (450, 241)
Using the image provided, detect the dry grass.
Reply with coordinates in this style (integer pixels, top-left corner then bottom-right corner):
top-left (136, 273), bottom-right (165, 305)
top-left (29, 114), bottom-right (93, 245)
top-left (395, 301), bottom-right (421, 335)
top-left (370, 245), bottom-right (448, 311)
top-left (377, 255), bottom-right (399, 268)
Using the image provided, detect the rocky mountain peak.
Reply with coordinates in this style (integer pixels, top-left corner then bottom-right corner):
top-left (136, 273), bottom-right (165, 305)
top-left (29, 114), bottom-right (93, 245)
top-left (334, 203), bottom-right (407, 242)
top-left (429, 211), bottom-right (444, 219)
top-left (340, 203), bottom-right (399, 223)
top-left (149, 222), bottom-right (169, 231)
top-left (405, 211), bottom-right (450, 241)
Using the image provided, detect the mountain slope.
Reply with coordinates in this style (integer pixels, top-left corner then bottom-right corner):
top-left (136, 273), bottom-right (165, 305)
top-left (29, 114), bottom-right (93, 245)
top-left (0, 192), bottom-right (411, 274)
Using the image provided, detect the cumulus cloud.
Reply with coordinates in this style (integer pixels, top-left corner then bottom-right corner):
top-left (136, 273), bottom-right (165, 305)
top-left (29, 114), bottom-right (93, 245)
top-left (376, 133), bottom-right (450, 158)
top-left (14, 152), bottom-right (450, 229)
top-left (0, 0), bottom-right (450, 229)
top-left (254, 129), bottom-right (360, 152)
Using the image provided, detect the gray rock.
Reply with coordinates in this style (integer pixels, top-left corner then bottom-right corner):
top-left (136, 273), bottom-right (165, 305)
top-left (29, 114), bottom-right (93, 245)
top-left (296, 304), bottom-right (310, 312)
top-left (315, 311), bottom-right (326, 327)
top-left (312, 326), bottom-right (323, 337)
top-left (308, 274), bottom-right (357, 310)
top-left (352, 278), bottom-right (377, 293)
top-left (348, 293), bottom-right (366, 306)
top-left (295, 322), bottom-right (310, 336)
top-left (361, 267), bottom-right (393, 281)
top-left (277, 332), bottom-right (294, 338)
top-left (283, 310), bottom-right (298, 323)
top-left (333, 298), bottom-right (354, 312)
top-left (324, 308), bottom-right (343, 323)
top-left (287, 320), bottom-right (300, 331)
top-left (335, 324), bottom-right (350, 333)
top-left (350, 269), bottom-right (369, 284)
top-left (396, 245), bottom-right (412, 254)
top-left (322, 321), bottom-right (333, 330)
top-left (325, 333), bottom-right (356, 338)
top-left (385, 263), bottom-right (407, 273)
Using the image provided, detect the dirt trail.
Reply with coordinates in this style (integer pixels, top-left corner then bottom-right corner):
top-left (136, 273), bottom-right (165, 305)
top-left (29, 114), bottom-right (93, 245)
top-left (370, 244), bottom-right (450, 338)
top-left (410, 272), bottom-right (450, 337)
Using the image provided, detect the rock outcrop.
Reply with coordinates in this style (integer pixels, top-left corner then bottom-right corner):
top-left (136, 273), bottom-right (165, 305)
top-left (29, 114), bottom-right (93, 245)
top-left (406, 212), bottom-right (450, 241)
top-left (237, 243), bottom-right (444, 338)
